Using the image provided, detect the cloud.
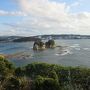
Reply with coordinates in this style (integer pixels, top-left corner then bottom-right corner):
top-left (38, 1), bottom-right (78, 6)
top-left (13, 0), bottom-right (90, 35)
top-left (21, 0), bottom-right (69, 16)
top-left (0, 10), bottom-right (27, 16)
top-left (70, 1), bottom-right (80, 7)
top-left (1, 0), bottom-right (90, 36)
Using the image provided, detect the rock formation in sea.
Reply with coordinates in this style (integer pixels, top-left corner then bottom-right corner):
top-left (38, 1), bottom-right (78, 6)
top-left (33, 40), bottom-right (45, 50)
top-left (45, 39), bottom-right (55, 48)
top-left (33, 39), bottom-right (55, 50)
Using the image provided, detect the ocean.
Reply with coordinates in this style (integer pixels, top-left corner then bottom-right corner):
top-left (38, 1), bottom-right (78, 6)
top-left (0, 39), bottom-right (90, 67)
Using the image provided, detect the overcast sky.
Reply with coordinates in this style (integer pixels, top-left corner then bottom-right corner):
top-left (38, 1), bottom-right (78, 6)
top-left (0, 0), bottom-right (90, 36)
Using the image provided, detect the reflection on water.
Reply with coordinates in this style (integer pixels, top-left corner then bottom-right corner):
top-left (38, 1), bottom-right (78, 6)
top-left (0, 39), bottom-right (90, 67)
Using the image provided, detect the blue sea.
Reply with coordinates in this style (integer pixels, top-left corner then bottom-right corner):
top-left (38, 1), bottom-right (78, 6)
top-left (0, 39), bottom-right (90, 67)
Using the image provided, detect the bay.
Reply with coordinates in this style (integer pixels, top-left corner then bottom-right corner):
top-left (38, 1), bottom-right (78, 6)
top-left (0, 39), bottom-right (90, 67)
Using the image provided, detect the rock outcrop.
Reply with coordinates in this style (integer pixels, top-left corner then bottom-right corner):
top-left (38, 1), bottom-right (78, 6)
top-left (45, 39), bottom-right (55, 48)
top-left (33, 41), bottom-right (45, 50)
top-left (33, 39), bottom-right (55, 50)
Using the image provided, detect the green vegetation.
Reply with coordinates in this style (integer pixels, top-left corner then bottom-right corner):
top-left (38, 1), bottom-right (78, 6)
top-left (0, 56), bottom-right (90, 90)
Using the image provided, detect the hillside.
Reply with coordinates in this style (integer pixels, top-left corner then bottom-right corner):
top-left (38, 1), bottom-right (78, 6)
top-left (0, 34), bottom-right (90, 42)
top-left (13, 36), bottom-right (41, 42)
top-left (0, 56), bottom-right (90, 90)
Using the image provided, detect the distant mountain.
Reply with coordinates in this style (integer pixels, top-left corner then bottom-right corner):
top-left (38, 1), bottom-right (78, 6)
top-left (0, 36), bottom-right (23, 42)
top-left (0, 36), bottom-right (41, 42)
top-left (36, 34), bottom-right (90, 40)
top-left (0, 34), bottom-right (90, 42)
top-left (13, 36), bottom-right (41, 42)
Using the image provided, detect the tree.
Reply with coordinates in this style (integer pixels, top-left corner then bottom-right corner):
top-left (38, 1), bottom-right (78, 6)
top-left (4, 77), bottom-right (20, 90)
top-left (42, 78), bottom-right (60, 90)
top-left (32, 76), bottom-right (60, 90)
top-left (0, 56), bottom-right (14, 78)
top-left (15, 67), bottom-right (25, 77)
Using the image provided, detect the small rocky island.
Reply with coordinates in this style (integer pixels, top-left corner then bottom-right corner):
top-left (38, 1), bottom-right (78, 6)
top-left (33, 39), bottom-right (55, 50)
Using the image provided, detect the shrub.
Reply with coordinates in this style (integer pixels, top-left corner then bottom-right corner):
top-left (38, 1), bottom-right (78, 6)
top-left (32, 76), bottom-right (60, 90)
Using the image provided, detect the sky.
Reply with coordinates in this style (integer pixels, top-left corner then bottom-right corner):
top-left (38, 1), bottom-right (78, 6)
top-left (0, 0), bottom-right (90, 36)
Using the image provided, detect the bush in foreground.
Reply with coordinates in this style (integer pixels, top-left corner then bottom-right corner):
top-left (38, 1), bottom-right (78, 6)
top-left (0, 56), bottom-right (90, 90)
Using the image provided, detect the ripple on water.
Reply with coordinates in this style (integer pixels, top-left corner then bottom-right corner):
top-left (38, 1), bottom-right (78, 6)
top-left (55, 45), bottom-right (73, 56)
top-left (83, 48), bottom-right (90, 51)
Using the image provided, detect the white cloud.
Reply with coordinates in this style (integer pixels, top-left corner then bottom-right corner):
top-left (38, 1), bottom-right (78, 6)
top-left (0, 10), bottom-right (27, 16)
top-left (14, 0), bottom-right (90, 35)
top-left (1, 0), bottom-right (90, 35)
top-left (18, 0), bottom-right (69, 18)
